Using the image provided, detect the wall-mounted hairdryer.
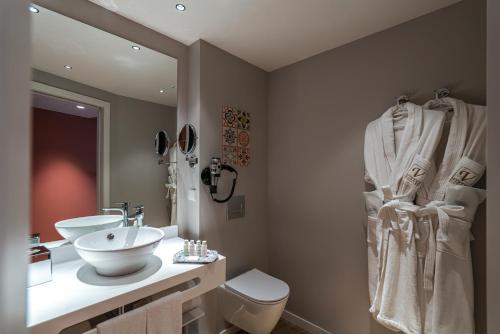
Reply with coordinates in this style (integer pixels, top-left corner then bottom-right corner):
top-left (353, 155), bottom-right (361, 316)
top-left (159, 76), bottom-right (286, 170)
top-left (201, 157), bottom-right (238, 203)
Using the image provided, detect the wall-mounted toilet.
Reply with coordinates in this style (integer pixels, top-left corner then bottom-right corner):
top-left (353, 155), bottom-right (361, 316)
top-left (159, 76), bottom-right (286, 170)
top-left (218, 269), bottom-right (290, 334)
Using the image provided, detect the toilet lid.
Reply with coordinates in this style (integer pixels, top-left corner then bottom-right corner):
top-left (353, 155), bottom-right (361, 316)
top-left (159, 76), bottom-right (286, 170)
top-left (225, 269), bottom-right (290, 303)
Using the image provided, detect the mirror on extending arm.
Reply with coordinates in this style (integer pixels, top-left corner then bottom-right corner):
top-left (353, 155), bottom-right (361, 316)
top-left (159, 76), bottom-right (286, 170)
top-left (155, 130), bottom-right (171, 157)
top-left (178, 124), bottom-right (198, 167)
top-left (30, 6), bottom-right (178, 243)
top-left (178, 124), bottom-right (197, 154)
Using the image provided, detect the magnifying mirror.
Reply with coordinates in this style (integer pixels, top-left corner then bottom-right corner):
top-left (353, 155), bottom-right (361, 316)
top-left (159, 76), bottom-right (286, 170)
top-left (155, 130), bottom-right (171, 156)
top-left (178, 124), bottom-right (197, 155)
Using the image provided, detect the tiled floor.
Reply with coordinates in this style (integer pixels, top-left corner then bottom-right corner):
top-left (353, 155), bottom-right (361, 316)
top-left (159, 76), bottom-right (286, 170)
top-left (237, 318), bottom-right (311, 334)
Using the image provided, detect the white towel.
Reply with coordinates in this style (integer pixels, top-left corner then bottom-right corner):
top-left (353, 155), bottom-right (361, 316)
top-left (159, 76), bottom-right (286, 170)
top-left (146, 291), bottom-right (182, 334)
top-left (97, 307), bottom-right (146, 334)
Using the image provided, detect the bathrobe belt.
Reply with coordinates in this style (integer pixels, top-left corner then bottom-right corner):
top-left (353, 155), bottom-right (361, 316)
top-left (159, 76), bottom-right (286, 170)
top-left (377, 191), bottom-right (462, 292)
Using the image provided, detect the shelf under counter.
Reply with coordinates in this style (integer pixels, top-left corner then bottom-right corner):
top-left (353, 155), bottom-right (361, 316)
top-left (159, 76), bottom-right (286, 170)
top-left (27, 237), bottom-right (226, 334)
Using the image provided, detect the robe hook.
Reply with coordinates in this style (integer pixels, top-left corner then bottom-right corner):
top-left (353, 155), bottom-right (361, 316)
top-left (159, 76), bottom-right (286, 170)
top-left (434, 88), bottom-right (450, 99)
top-left (396, 95), bottom-right (409, 106)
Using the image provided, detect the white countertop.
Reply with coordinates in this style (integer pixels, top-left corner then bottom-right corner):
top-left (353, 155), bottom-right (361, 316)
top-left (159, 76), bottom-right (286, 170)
top-left (27, 237), bottom-right (226, 334)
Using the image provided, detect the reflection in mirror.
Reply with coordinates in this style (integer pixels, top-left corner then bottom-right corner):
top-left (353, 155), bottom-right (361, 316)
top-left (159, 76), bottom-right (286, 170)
top-left (30, 6), bottom-right (178, 243)
top-left (178, 124), bottom-right (197, 155)
top-left (155, 130), bottom-right (171, 157)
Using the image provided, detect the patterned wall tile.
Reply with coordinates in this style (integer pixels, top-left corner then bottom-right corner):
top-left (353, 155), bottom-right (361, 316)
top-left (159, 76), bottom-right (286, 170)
top-left (223, 146), bottom-right (238, 165)
top-left (223, 126), bottom-right (237, 147)
top-left (237, 147), bottom-right (250, 166)
top-left (223, 106), bottom-right (238, 128)
top-left (237, 110), bottom-right (251, 130)
top-left (237, 129), bottom-right (250, 148)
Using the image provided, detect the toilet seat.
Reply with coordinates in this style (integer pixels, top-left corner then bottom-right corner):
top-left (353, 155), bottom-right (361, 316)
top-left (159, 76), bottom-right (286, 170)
top-left (225, 269), bottom-right (289, 305)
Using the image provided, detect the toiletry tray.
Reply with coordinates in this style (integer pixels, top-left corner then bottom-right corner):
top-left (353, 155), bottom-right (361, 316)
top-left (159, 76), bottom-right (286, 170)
top-left (173, 250), bottom-right (219, 264)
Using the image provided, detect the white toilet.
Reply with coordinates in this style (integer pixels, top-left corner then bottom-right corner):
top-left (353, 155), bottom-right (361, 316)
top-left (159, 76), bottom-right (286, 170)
top-left (218, 269), bottom-right (289, 334)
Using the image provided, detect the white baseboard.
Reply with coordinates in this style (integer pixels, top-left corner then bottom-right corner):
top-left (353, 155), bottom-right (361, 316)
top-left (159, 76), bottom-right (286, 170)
top-left (282, 310), bottom-right (332, 334)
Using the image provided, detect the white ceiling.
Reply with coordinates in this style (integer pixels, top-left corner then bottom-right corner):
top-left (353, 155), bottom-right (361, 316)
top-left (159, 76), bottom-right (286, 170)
top-left (33, 92), bottom-right (100, 118)
top-left (89, 0), bottom-right (460, 71)
top-left (32, 6), bottom-right (178, 107)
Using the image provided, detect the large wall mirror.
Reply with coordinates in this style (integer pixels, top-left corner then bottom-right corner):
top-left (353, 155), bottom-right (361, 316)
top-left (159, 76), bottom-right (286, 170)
top-left (30, 6), bottom-right (178, 243)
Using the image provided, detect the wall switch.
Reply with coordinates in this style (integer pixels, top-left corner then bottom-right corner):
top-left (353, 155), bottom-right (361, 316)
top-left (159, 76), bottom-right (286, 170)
top-left (227, 195), bottom-right (245, 220)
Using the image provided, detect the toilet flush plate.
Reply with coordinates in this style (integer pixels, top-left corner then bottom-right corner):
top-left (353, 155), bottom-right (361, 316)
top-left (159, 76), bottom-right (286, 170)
top-left (227, 195), bottom-right (245, 220)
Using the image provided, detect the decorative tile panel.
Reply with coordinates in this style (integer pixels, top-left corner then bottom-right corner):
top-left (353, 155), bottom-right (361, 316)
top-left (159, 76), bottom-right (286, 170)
top-left (222, 106), bottom-right (251, 167)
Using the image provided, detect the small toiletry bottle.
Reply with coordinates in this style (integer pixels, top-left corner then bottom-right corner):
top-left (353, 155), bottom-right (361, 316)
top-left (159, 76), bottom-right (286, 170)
top-left (195, 240), bottom-right (201, 256)
top-left (183, 240), bottom-right (189, 256)
top-left (201, 240), bottom-right (208, 257)
top-left (189, 240), bottom-right (195, 256)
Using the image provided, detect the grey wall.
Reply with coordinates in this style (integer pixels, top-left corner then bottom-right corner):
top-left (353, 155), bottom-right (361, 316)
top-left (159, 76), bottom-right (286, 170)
top-left (185, 40), bottom-right (269, 332)
top-left (487, 0), bottom-right (500, 332)
top-left (197, 40), bottom-right (269, 278)
top-left (33, 70), bottom-right (177, 228)
top-left (267, 0), bottom-right (486, 333)
top-left (0, 1), bottom-right (30, 333)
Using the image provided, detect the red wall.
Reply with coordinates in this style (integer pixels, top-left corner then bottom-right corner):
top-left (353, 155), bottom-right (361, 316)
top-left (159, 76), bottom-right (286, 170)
top-left (31, 108), bottom-right (97, 242)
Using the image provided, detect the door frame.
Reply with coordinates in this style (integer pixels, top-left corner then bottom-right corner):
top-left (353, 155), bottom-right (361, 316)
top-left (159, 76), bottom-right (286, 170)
top-left (31, 81), bottom-right (111, 209)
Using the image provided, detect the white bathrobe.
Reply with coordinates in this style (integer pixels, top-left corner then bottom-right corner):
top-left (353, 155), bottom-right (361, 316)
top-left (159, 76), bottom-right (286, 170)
top-left (416, 98), bottom-right (486, 334)
top-left (417, 98), bottom-right (486, 205)
top-left (364, 103), bottom-right (445, 333)
top-left (423, 185), bottom-right (485, 334)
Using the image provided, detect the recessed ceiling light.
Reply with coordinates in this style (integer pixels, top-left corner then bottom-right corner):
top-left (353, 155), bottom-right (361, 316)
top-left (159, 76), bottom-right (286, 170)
top-left (131, 45), bottom-right (141, 51)
top-left (76, 105), bottom-right (85, 110)
top-left (175, 4), bottom-right (186, 11)
top-left (160, 89), bottom-right (166, 94)
top-left (64, 65), bottom-right (72, 70)
top-left (29, 5), bottom-right (39, 13)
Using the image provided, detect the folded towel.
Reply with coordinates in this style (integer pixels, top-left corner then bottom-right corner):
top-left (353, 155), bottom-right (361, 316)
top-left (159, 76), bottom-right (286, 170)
top-left (97, 306), bottom-right (146, 334)
top-left (146, 291), bottom-right (182, 334)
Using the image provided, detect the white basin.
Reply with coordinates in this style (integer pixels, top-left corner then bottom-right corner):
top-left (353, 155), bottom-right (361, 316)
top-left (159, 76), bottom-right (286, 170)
top-left (55, 215), bottom-right (123, 242)
top-left (74, 226), bottom-right (165, 276)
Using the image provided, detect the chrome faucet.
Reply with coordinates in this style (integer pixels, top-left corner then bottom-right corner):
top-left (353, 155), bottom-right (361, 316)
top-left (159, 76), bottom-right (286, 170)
top-left (102, 202), bottom-right (129, 226)
top-left (102, 202), bottom-right (144, 227)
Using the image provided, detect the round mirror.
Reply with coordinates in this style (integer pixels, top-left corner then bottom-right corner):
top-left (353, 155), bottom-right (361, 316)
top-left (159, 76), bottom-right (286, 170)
top-left (155, 130), bottom-right (171, 156)
top-left (178, 124), bottom-right (197, 155)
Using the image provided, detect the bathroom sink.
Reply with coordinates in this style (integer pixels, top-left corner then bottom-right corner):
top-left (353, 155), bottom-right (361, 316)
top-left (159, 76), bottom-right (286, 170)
top-left (74, 226), bottom-right (165, 276)
top-left (55, 215), bottom-right (123, 242)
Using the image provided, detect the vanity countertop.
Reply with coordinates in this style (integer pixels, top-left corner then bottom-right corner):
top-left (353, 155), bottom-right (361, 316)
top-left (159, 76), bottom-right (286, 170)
top-left (27, 237), bottom-right (226, 334)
